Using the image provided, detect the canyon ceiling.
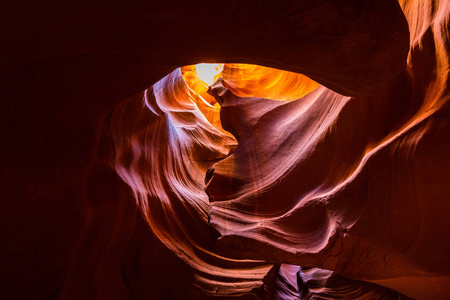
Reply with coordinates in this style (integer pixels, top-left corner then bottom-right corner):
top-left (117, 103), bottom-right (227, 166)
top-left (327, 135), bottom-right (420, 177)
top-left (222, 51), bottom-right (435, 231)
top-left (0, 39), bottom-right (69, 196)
top-left (1, 0), bottom-right (450, 299)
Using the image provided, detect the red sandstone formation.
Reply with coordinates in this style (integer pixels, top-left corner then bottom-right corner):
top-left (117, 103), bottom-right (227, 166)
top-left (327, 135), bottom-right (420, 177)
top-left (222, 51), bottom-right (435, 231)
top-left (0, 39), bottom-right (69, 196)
top-left (1, 0), bottom-right (450, 299)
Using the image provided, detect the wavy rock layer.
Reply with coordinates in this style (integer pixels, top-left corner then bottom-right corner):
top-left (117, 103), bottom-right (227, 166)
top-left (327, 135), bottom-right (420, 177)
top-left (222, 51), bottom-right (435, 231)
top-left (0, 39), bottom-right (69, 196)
top-left (1, 0), bottom-right (449, 299)
top-left (112, 68), bottom-right (273, 297)
top-left (206, 1), bottom-right (450, 298)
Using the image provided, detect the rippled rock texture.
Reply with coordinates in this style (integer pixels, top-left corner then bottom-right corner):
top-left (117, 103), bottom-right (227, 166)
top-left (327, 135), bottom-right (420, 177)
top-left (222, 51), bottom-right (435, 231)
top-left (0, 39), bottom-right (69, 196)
top-left (1, 0), bottom-right (450, 299)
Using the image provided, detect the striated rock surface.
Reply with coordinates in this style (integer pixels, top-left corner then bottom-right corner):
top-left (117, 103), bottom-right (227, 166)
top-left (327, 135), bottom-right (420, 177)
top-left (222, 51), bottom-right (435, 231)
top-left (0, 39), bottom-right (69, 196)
top-left (1, 0), bottom-right (450, 299)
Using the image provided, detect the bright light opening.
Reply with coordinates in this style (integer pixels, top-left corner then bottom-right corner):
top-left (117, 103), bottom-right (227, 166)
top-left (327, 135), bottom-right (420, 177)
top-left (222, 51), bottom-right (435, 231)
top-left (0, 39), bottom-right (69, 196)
top-left (195, 63), bottom-right (224, 86)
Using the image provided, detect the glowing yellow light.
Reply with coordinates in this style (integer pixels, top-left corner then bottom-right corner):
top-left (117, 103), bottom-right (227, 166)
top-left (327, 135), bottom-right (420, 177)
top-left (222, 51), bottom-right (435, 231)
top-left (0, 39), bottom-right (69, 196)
top-left (182, 63), bottom-right (318, 102)
top-left (195, 63), bottom-right (223, 86)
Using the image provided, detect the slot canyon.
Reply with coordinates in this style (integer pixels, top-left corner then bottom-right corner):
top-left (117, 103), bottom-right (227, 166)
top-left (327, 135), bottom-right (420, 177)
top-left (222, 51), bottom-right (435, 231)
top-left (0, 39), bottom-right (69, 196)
top-left (1, 0), bottom-right (450, 299)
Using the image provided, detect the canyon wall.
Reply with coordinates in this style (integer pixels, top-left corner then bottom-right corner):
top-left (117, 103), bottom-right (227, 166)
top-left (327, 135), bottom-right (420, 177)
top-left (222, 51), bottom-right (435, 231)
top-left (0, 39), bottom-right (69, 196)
top-left (1, 0), bottom-right (449, 299)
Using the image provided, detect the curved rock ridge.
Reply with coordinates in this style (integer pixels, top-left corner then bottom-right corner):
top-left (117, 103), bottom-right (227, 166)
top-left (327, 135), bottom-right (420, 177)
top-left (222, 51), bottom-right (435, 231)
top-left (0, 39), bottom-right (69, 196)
top-left (206, 79), bottom-right (351, 253)
top-left (205, 1), bottom-right (450, 298)
top-left (111, 68), bottom-right (274, 297)
top-left (114, 64), bottom-right (418, 299)
top-left (270, 265), bottom-right (412, 299)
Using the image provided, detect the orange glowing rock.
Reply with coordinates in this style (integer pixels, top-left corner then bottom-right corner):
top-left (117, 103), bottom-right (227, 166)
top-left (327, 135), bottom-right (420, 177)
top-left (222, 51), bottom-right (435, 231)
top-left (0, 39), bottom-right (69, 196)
top-left (222, 63), bottom-right (319, 101)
